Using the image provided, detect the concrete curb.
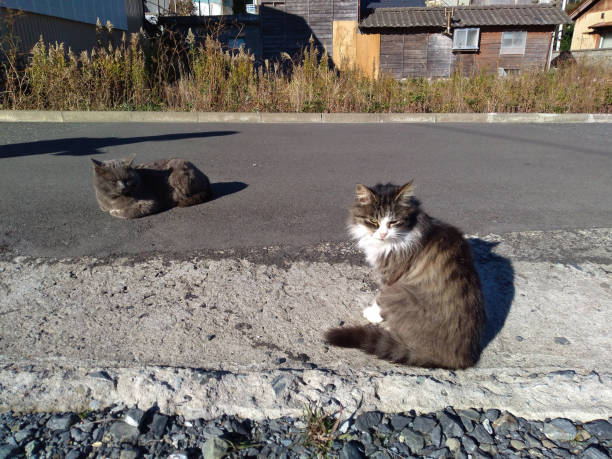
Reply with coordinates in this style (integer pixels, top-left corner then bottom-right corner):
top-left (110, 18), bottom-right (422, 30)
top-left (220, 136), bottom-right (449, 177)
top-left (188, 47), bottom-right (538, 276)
top-left (0, 110), bottom-right (610, 123)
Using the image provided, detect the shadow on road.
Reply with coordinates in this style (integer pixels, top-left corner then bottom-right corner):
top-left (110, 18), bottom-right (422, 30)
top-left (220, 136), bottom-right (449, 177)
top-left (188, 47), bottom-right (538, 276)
top-left (210, 181), bottom-right (248, 201)
top-left (0, 131), bottom-right (238, 159)
top-left (469, 239), bottom-right (515, 350)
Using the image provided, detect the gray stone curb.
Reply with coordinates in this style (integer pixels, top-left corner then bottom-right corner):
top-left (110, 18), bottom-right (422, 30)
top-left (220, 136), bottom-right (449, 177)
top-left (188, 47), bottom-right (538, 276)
top-left (0, 110), bottom-right (610, 123)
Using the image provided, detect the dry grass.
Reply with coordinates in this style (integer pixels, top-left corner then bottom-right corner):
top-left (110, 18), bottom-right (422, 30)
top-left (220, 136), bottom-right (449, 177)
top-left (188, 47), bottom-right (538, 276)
top-left (1, 26), bottom-right (610, 113)
top-left (302, 404), bottom-right (342, 456)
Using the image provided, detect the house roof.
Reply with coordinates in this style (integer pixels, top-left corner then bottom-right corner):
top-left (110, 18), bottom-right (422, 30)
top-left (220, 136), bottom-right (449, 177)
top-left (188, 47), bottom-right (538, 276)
top-left (359, 5), bottom-right (572, 29)
top-left (568, 0), bottom-right (599, 20)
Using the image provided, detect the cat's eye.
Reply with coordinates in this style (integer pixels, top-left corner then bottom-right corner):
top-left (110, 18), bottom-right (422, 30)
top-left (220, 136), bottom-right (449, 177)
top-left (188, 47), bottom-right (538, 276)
top-left (389, 220), bottom-right (401, 227)
top-left (367, 218), bottom-right (379, 227)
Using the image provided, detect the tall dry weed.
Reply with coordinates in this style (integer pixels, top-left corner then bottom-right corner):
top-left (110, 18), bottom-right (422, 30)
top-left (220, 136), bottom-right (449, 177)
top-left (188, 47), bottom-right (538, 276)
top-left (1, 26), bottom-right (610, 113)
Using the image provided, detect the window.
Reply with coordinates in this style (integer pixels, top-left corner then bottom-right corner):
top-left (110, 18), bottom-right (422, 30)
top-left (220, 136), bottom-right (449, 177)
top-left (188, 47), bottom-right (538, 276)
top-left (600, 32), bottom-right (612, 49)
top-left (498, 68), bottom-right (520, 77)
top-left (453, 28), bottom-right (480, 50)
top-left (500, 31), bottom-right (527, 55)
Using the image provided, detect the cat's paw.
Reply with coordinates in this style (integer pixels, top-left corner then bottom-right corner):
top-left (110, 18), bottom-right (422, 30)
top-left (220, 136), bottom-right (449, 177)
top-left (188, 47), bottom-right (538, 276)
top-left (109, 209), bottom-right (127, 219)
top-left (363, 302), bottom-right (384, 324)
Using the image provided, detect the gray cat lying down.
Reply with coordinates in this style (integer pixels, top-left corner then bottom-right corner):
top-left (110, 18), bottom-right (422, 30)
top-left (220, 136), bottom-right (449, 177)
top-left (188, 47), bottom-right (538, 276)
top-left (92, 157), bottom-right (212, 219)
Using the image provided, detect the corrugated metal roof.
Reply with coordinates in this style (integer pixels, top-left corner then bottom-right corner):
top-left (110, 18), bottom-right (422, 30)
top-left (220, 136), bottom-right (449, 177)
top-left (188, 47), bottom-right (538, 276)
top-left (359, 5), bottom-right (572, 28)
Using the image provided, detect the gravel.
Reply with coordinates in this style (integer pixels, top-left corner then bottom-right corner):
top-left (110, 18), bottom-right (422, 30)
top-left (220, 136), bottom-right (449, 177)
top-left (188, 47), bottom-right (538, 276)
top-left (0, 406), bottom-right (610, 458)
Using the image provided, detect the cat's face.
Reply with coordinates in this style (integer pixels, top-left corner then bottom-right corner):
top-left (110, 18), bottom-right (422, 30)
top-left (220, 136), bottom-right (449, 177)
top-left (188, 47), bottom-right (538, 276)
top-left (348, 182), bottom-right (420, 257)
top-left (92, 158), bottom-right (140, 197)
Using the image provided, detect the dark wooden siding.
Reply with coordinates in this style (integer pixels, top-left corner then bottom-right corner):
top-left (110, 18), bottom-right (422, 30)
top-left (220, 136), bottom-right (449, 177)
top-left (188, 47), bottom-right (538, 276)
top-left (379, 31), bottom-right (451, 78)
top-left (379, 26), bottom-right (552, 78)
top-left (261, 0), bottom-right (358, 58)
top-left (453, 28), bottom-right (553, 74)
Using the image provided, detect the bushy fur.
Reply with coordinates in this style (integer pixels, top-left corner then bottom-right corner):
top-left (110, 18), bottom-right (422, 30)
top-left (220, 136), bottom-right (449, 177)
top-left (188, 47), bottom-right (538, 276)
top-left (325, 182), bottom-right (485, 369)
top-left (92, 157), bottom-right (212, 219)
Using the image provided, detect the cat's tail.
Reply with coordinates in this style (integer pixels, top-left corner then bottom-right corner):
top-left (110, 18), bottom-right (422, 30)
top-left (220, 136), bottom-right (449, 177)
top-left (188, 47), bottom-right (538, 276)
top-left (324, 325), bottom-right (413, 364)
top-left (176, 189), bottom-right (213, 207)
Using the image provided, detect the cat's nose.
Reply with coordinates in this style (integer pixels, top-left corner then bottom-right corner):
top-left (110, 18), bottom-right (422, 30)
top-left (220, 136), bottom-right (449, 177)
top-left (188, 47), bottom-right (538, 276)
top-left (379, 231), bottom-right (388, 239)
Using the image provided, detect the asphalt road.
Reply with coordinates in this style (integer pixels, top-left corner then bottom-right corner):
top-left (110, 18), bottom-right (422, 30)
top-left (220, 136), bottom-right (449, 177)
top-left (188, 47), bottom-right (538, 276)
top-left (0, 122), bottom-right (610, 258)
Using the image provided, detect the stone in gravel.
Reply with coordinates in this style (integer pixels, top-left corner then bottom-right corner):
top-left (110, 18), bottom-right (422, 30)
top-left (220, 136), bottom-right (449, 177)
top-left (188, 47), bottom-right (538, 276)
top-left (107, 422), bottom-right (140, 445)
top-left (340, 440), bottom-right (365, 459)
top-left (124, 408), bottom-right (145, 429)
top-left (543, 418), bottom-right (577, 442)
top-left (377, 423), bottom-right (392, 435)
top-left (65, 449), bottom-right (83, 459)
top-left (13, 426), bottom-right (36, 444)
top-left (483, 409), bottom-right (501, 422)
top-left (510, 439), bottom-right (526, 450)
top-left (582, 445), bottom-right (611, 459)
top-left (445, 437), bottom-right (461, 453)
top-left (460, 415), bottom-right (474, 433)
top-left (0, 445), bottom-right (20, 459)
top-left (439, 412), bottom-right (464, 438)
top-left (551, 447), bottom-right (573, 458)
top-left (428, 447), bottom-right (451, 458)
top-left (149, 414), bottom-right (169, 437)
top-left (459, 408), bottom-right (482, 422)
top-left (523, 432), bottom-right (542, 448)
top-left (575, 429), bottom-right (592, 442)
top-left (399, 428), bottom-right (425, 453)
top-left (70, 427), bottom-right (89, 442)
top-left (203, 424), bottom-right (223, 437)
top-left (390, 414), bottom-right (411, 431)
top-left (355, 411), bottom-right (383, 431)
top-left (24, 440), bottom-right (42, 456)
top-left (541, 438), bottom-right (557, 449)
top-left (492, 412), bottom-right (519, 435)
top-left (413, 416), bottom-right (437, 434)
top-left (462, 435), bottom-right (478, 453)
top-left (430, 423), bottom-right (442, 447)
top-left (584, 420), bottom-right (612, 441)
top-left (338, 420), bottom-right (350, 434)
top-left (202, 437), bottom-right (229, 459)
top-left (472, 424), bottom-right (494, 444)
top-left (479, 443), bottom-right (498, 456)
top-left (46, 413), bottom-right (80, 431)
top-left (119, 447), bottom-right (142, 459)
top-left (527, 448), bottom-right (544, 458)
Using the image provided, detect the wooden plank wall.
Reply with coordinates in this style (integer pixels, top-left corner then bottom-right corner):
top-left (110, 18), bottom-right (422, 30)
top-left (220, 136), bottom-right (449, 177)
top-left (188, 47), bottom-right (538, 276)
top-left (261, 0), bottom-right (358, 58)
top-left (380, 31), bottom-right (451, 78)
top-left (453, 28), bottom-right (553, 74)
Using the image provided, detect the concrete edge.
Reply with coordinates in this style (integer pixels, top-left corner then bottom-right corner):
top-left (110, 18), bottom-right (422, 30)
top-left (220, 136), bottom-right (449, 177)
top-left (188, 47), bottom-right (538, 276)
top-left (0, 358), bottom-right (610, 422)
top-left (0, 110), bottom-right (610, 123)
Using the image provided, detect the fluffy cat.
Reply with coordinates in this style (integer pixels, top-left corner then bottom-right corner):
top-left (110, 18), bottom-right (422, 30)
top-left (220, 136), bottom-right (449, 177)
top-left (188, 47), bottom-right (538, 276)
top-left (92, 157), bottom-right (212, 219)
top-left (325, 181), bottom-right (485, 369)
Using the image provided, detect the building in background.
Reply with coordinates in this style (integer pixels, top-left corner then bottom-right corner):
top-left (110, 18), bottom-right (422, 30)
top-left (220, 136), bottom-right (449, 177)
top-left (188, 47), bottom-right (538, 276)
top-left (569, 0), bottom-right (612, 49)
top-left (0, 0), bottom-right (143, 54)
top-left (356, 5), bottom-right (571, 77)
top-left (144, 0), bottom-right (233, 17)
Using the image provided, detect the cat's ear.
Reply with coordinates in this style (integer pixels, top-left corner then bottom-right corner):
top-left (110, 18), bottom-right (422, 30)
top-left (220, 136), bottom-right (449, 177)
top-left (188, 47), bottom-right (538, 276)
top-left (123, 154), bottom-right (136, 167)
top-left (90, 158), bottom-right (104, 169)
top-left (394, 180), bottom-right (415, 203)
top-left (355, 184), bottom-right (377, 205)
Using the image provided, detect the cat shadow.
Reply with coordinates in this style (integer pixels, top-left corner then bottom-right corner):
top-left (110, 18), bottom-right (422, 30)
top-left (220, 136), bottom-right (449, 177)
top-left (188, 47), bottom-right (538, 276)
top-left (209, 181), bottom-right (248, 201)
top-left (468, 239), bottom-right (515, 350)
top-left (0, 131), bottom-right (238, 159)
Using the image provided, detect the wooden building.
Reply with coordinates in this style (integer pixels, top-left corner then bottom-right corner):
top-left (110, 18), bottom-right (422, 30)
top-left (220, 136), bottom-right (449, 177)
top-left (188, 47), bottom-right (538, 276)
top-left (358, 5), bottom-right (571, 77)
top-left (569, 0), bottom-right (612, 50)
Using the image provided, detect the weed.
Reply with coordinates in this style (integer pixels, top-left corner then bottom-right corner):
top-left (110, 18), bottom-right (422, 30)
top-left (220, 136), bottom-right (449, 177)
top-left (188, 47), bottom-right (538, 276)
top-left (0, 25), bottom-right (610, 113)
top-left (302, 404), bottom-right (342, 457)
